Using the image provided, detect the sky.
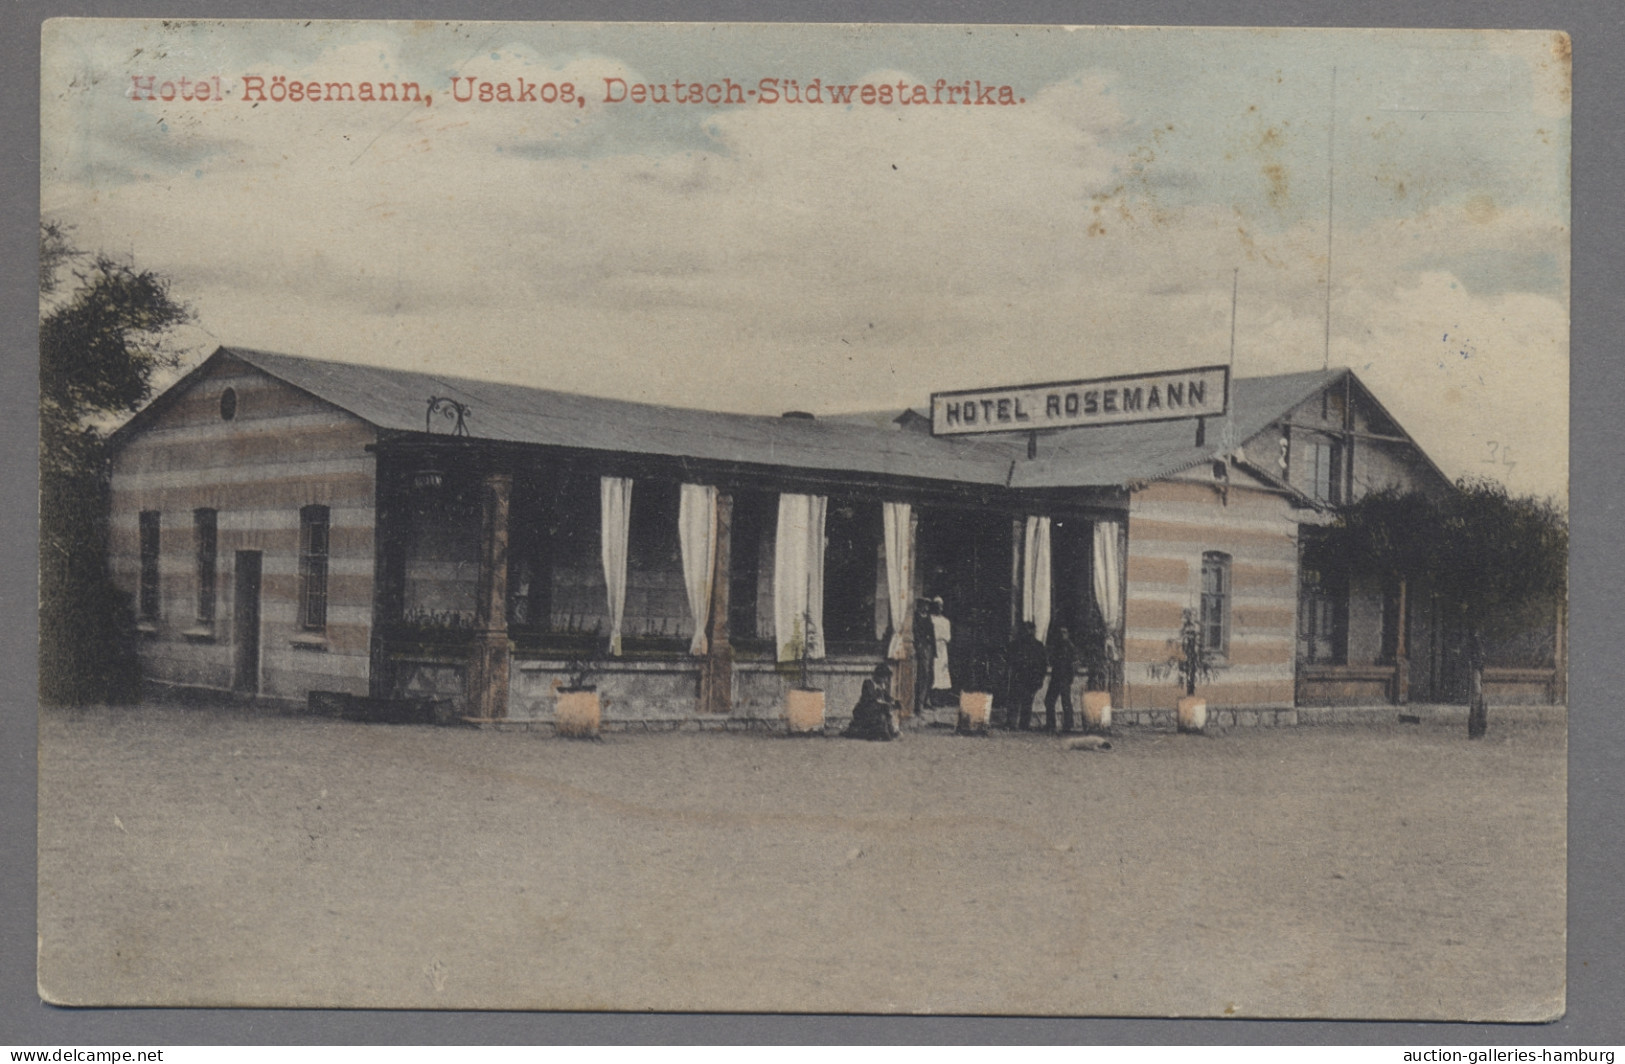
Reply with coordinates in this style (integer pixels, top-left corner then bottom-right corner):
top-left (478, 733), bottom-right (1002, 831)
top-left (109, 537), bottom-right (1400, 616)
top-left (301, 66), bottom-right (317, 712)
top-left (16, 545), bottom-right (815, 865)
top-left (40, 20), bottom-right (1570, 498)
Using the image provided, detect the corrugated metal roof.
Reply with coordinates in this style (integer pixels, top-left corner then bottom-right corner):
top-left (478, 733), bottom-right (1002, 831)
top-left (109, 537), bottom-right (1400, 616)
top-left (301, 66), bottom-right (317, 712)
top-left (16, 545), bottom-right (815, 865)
top-left (223, 347), bottom-right (1018, 485)
top-left (214, 347), bottom-right (1358, 490)
top-left (1007, 369), bottom-right (1343, 488)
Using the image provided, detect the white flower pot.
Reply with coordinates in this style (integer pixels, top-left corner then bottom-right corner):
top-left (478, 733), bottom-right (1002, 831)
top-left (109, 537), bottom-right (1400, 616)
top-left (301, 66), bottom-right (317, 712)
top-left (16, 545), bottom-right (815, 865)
top-left (786, 688), bottom-right (826, 735)
top-left (957, 691), bottom-right (992, 734)
top-left (1083, 690), bottom-right (1112, 731)
top-left (555, 688), bottom-right (601, 739)
top-left (1177, 695), bottom-right (1208, 733)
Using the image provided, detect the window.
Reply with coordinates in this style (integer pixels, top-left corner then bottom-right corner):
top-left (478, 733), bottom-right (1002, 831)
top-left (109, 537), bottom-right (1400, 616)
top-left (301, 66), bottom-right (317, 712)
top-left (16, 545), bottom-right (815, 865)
top-left (727, 490), bottom-right (775, 643)
top-left (822, 496), bottom-right (883, 648)
top-left (1301, 580), bottom-right (1348, 664)
top-left (138, 511), bottom-right (161, 622)
top-left (194, 509), bottom-right (217, 623)
top-left (505, 471), bottom-right (603, 637)
top-left (1310, 438), bottom-right (1343, 504)
top-left (401, 472), bottom-right (480, 628)
top-left (298, 505), bottom-right (330, 631)
top-left (219, 387), bottom-right (237, 420)
top-left (623, 480), bottom-right (687, 642)
top-left (1199, 551), bottom-right (1231, 656)
top-left (1297, 532), bottom-right (1348, 665)
top-left (508, 475), bottom-right (698, 645)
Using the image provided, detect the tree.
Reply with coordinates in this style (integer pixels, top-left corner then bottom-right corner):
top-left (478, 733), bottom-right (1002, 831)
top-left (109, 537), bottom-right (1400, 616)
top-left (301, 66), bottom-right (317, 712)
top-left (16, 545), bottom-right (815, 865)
top-left (1307, 480), bottom-right (1567, 738)
top-left (39, 222), bottom-right (191, 704)
top-left (1433, 480), bottom-right (1568, 737)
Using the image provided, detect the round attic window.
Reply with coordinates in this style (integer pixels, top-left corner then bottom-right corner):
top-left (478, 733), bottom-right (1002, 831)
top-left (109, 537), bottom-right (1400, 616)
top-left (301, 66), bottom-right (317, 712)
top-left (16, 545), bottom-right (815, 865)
top-left (220, 387), bottom-right (238, 421)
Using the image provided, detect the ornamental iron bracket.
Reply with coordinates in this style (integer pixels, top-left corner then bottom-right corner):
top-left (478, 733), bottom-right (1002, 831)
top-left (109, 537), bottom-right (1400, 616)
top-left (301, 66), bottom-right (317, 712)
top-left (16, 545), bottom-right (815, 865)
top-left (425, 396), bottom-right (471, 437)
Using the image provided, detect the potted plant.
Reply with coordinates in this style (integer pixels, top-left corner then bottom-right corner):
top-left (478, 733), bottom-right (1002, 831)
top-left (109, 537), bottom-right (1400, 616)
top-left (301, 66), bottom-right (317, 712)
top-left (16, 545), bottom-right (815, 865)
top-left (1082, 634), bottom-right (1118, 732)
top-left (1149, 610), bottom-right (1222, 733)
top-left (554, 651), bottom-right (603, 739)
top-left (784, 611), bottom-right (826, 736)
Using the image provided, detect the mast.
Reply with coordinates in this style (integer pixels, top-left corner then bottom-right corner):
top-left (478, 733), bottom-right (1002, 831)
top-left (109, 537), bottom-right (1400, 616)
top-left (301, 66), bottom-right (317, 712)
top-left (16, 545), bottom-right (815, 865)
top-left (1324, 66), bottom-right (1337, 372)
top-left (1224, 266), bottom-right (1238, 453)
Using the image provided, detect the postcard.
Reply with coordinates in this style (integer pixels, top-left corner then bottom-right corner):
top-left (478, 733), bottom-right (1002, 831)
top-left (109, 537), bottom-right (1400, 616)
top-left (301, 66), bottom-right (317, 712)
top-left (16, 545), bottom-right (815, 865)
top-left (37, 20), bottom-right (1569, 1017)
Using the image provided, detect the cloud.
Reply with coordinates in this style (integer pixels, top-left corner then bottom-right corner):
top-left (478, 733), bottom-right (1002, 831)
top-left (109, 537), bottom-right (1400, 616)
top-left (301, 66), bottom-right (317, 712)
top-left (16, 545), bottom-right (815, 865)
top-left (41, 23), bottom-right (1568, 498)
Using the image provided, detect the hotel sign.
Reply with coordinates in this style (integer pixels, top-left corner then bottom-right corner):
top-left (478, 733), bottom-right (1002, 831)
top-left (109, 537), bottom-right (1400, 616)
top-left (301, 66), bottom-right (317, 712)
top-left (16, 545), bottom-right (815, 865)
top-left (930, 365), bottom-right (1230, 436)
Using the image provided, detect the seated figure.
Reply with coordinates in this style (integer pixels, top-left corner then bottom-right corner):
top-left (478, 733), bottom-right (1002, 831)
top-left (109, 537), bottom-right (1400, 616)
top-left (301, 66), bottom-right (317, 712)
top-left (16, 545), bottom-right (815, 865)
top-left (842, 664), bottom-right (901, 741)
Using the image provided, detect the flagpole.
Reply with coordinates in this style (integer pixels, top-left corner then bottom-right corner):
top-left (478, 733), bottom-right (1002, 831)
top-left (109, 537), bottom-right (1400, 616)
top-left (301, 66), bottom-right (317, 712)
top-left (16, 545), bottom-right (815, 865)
top-left (1324, 65), bottom-right (1336, 372)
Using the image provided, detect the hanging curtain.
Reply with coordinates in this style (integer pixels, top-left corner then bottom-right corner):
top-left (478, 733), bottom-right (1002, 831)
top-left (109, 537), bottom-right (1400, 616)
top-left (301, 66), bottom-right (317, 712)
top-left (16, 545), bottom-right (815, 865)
top-left (679, 483), bottom-right (718, 656)
top-left (773, 493), bottom-right (827, 663)
top-left (600, 476), bottom-right (633, 656)
top-left (1093, 519), bottom-right (1124, 640)
top-left (1023, 515), bottom-right (1052, 639)
top-left (882, 501), bottom-right (914, 660)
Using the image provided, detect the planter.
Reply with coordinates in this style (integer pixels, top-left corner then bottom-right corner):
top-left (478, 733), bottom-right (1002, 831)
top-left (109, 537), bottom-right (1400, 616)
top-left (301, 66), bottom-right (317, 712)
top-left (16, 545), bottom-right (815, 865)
top-left (1082, 690), bottom-right (1113, 732)
top-left (1177, 695), bottom-right (1208, 734)
top-left (785, 688), bottom-right (826, 736)
top-left (555, 688), bottom-right (602, 739)
top-left (957, 691), bottom-right (992, 734)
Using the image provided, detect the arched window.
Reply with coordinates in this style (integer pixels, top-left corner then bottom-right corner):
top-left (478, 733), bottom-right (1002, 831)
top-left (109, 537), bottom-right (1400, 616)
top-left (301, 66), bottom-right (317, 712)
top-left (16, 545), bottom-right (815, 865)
top-left (1200, 551), bottom-right (1231, 656)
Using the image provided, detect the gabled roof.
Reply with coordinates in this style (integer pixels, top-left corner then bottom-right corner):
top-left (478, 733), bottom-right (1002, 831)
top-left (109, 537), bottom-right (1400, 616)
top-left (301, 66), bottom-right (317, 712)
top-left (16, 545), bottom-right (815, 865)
top-left (114, 346), bottom-right (1435, 494)
top-left (991, 368), bottom-right (1344, 489)
top-left (164, 347), bottom-right (1022, 486)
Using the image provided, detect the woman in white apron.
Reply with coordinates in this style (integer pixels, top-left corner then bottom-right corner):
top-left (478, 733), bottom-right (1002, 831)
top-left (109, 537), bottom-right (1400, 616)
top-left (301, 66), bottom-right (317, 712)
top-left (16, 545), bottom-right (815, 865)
top-left (928, 597), bottom-right (952, 703)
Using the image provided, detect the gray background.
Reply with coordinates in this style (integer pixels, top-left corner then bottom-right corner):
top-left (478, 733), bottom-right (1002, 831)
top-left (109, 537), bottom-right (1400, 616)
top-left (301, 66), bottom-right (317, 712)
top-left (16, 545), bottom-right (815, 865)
top-left (5, 0), bottom-right (1619, 1046)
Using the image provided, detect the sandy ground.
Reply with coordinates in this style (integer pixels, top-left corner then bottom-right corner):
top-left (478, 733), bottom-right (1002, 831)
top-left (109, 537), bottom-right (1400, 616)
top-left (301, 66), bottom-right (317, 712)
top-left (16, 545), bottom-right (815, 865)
top-left (36, 701), bottom-right (1565, 1019)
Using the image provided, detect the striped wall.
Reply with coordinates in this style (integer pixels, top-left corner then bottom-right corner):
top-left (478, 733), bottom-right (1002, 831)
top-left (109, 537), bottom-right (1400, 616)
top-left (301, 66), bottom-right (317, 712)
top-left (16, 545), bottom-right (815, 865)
top-left (1120, 477), bottom-right (1299, 711)
top-left (107, 357), bottom-right (378, 703)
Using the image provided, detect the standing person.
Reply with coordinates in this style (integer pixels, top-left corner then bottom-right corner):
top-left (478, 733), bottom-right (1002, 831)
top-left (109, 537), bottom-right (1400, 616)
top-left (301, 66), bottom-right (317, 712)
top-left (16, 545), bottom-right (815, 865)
top-left (1006, 621), bottom-right (1049, 730)
top-left (1044, 626), bottom-right (1079, 733)
top-left (912, 597), bottom-right (936, 717)
top-left (929, 597), bottom-right (954, 707)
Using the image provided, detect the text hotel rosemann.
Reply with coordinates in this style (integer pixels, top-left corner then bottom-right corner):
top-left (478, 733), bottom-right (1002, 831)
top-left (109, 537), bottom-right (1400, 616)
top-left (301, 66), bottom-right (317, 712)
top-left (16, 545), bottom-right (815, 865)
top-left (931, 366), bottom-right (1230, 436)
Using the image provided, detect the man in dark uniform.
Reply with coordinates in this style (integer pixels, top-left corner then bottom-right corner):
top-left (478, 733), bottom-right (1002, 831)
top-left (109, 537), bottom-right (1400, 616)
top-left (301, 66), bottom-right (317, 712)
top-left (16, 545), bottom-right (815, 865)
top-left (1044, 626), bottom-right (1080, 734)
top-left (1005, 621), bottom-right (1049, 730)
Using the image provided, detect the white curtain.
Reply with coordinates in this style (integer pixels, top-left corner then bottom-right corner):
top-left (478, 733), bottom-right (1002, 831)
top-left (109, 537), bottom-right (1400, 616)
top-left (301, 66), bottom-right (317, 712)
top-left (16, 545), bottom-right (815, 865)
top-left (1093, 519), bottom-right (1124, 636)
top-left (679, 483), bottom-right (718, 656)
top-left (773, 493), bottom-right (827, 663)
top-left (600, 476), bottom-right (633, 656)
top-left (882, 502), bottom-right (914, 660)
top-left (1022, 515), bottom-right (1052, 639)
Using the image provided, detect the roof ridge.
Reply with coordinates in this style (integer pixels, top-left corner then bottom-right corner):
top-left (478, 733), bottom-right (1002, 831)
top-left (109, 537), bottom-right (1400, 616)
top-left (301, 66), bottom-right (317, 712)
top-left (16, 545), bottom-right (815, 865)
top-left (167, 348), bottom-right (1410, 493)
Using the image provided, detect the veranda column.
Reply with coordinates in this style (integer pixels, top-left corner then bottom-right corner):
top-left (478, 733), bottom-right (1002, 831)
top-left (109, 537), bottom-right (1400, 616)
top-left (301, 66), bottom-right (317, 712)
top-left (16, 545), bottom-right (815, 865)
top-left (467, 470), bottom-right (512, 720)
top-left (1092, 519), bottom-right (1125, 704)
top-left (1393, 578), bottom-right (1410, 705)
top-left (892, 507), bottom-right (920, 717)
top-left (1009, 517), bottom-right (1024, 638)
top-left (700, 492), bottom-right (734, 715)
